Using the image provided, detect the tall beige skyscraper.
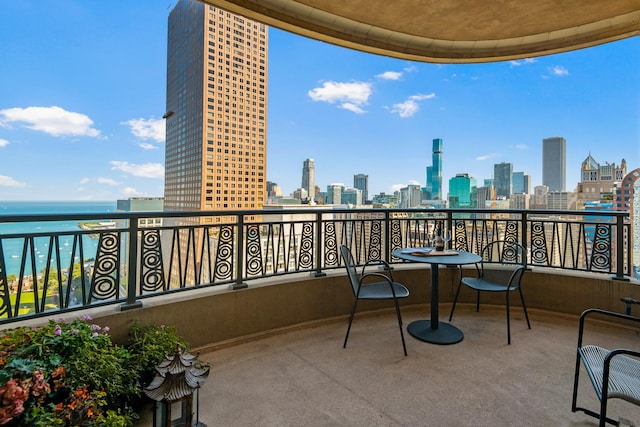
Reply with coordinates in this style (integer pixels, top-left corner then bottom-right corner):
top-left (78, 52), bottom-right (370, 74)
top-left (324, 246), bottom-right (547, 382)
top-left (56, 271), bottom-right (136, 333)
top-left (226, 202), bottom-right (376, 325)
top-left (164, 0), bottom-right (268, 213)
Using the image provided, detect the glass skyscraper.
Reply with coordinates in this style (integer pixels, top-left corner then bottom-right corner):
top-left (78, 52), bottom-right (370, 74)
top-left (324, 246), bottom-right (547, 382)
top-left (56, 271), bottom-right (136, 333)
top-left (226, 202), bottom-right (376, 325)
top-left (448, 173), bottom-right (477, 208)
top-left (494, 162), bottom-right (513, 198)
top-left (512, 171), bottom-right (531, 194)
top-left (542, 137), bottom-right (566, 192)
top-left (353, 173), bottom-right (368, 203)
top-left (428, 138), bottom-right (443, 200)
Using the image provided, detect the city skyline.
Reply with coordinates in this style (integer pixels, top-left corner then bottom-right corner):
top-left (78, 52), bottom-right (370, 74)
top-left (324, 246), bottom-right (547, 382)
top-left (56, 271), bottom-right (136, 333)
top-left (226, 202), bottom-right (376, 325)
top-left (0, 1), bottom-right (638, 201)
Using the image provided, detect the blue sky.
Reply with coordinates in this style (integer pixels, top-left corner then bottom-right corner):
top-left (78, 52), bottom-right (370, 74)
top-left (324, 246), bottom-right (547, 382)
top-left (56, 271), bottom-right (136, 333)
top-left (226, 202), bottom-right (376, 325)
top-left (0, 1), bottom-right (638, 201)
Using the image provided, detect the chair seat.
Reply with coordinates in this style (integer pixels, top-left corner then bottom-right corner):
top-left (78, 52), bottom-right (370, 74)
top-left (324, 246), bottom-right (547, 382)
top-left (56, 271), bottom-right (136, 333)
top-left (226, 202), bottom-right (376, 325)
top-left (340, 244), bottom-right (409, 355)
top-left (579, 345), bottom-right (640, 405)
top-left (358, 282), bottom-right (409, 300)
top-left (460, 277), bottom-right (511, 292)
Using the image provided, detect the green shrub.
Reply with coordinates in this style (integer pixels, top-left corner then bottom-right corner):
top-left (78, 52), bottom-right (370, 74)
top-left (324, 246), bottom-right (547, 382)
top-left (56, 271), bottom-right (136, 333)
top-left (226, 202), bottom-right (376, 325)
top-left (126, 322), bottom-right (188, 387)
top-left (0, 316), bottom-right (190, 426)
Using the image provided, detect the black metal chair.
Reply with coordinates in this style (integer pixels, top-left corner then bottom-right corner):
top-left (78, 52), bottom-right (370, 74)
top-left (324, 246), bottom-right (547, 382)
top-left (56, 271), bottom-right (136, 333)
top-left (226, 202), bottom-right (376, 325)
top-left (340, 244), bottom-right (409, 356)
top-left (448, 240), bottom-right (530, 344)
top-left (571, 308), bottom-right (640, 426)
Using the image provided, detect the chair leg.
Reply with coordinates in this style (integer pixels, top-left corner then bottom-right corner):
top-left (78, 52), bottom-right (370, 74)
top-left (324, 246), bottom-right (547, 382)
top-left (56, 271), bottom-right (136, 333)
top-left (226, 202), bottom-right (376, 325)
top-left (571, 351), bottom-right (582, 413)
top-left (475, 290), bottom-right (480, 312)
top-left (448, 281), bottom-right (463, 321)
top-left (599, 376), bottom-right (610, 427)
top-left (392, 296), bottom-right (408, 356)
top-left (518, 287), bottom-right (531, 329)
top-left (343, 298), bottom-right (359, 349)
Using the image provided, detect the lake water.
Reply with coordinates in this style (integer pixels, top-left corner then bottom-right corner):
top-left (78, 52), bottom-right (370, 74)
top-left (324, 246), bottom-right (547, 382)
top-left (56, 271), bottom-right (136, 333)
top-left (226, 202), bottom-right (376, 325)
top-left (0, 201), bottom-right (117, 276)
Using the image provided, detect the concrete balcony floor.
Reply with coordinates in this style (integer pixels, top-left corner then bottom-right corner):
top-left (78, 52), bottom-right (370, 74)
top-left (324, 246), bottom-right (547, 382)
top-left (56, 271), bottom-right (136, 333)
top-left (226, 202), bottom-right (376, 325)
top-left (147, 304), bottom-right (640, 426)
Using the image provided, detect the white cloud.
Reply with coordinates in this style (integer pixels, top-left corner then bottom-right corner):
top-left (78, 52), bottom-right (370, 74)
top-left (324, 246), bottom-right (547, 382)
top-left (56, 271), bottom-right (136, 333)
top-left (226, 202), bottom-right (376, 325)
top-left (475, 153), bottom-right (500, 161)
top-left (389, 93), bottom-right (436, 118)
top-left (0, 138), bottom-right (8, 147)
top-left (0, 106), bottom-right (100, 137)
top-left (515, 144), bottom-right (527, 150)
top-left (377, 71), bottom-right (402, 80)
top-left (139, 142), bottom-right (158, 150)
top-left (412, 93), bottom-right (436, 102)
top-left (121, 187), bottom-right (140, 196)
top-left (79, 177), bottom-right (90, 184)
top-left (340, 103), bottom-right (366, 114)
top-left (123, 117), bottom-right (165, 142)
top-left (308, 81), bottom-right (372, 113)
top-left (110, 161), bottom-right (164, 178)
top-left (391, 100), bottom-right (420, 118)
top-left (510, 58), bottom-right (537, 67)
top-left (97, 177), bottom-right (120, 186)
top-left (549, 65), bottom-right (569, 76)
top-left (0, 175), bottom-right (27, 188)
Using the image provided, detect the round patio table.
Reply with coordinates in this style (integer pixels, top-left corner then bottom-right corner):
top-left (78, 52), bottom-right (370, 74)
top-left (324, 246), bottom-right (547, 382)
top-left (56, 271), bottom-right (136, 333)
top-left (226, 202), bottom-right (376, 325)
top-left (392, 248), bottom-right (481, 345)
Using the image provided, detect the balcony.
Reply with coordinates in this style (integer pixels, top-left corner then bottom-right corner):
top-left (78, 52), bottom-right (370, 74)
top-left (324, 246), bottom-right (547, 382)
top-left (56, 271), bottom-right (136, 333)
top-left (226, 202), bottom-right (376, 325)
top-left (1, 208), bottom-right (639, 424)
top-left (166, 305), bottom-right (639, 426)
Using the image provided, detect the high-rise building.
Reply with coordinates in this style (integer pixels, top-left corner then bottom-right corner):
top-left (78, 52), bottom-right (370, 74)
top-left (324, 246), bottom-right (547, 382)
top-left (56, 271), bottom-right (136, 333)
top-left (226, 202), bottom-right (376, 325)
top-left (326, 183), bottom-right (344, 204)
top-left (448, 173), bottom-right (477, 208)
top-left (371, 192), bottom-right (398, 207)
top-left (512, 171), bottom-right (531, 194)
top-left (353, 173), bottom-right (369, 203)
top-left (399, 184), bottom-right (423, 208)
top-left (494, 162), bottom-right (513, 199)
top-left (615, 168), bottom-right (640, 279)
top-left (476, 185), bottom-right (496, 208)
top-left (342, 187), bottom-right (362, 206)
top-left (266, 181), bottom-right (282, 198)
top-left (547, 191), bottom-right (577, 210)
top-left (164, 0), bottom-right (268, 213)
top-left (577, 154), bottom-right (626, 208)
top-left (509, 193), bottom-right (530, 210)
top-left (542, 137), bottom-right (566, 192)
top-left (301, 159), bottom-right (315, 203)
top-left (531, 185), bottom-right (549, 209)
top-left (427, 138), bottom-right (443, 200)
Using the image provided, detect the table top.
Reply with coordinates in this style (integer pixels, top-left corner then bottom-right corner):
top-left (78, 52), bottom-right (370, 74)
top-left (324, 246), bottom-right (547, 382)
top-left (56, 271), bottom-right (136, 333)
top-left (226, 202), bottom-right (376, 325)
top-left (392, 248), bottom-right (482, 266)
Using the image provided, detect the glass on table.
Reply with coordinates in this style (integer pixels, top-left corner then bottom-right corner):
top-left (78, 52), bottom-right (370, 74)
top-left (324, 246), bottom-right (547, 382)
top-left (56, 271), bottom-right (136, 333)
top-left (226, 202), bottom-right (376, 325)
top-left (443, 230), bottom-right (452, 249)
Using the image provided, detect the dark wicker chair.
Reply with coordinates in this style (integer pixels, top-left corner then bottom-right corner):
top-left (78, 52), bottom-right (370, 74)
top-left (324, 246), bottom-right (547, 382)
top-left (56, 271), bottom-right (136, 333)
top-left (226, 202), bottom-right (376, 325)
top-left (571, 308), bottom-right (640, 426)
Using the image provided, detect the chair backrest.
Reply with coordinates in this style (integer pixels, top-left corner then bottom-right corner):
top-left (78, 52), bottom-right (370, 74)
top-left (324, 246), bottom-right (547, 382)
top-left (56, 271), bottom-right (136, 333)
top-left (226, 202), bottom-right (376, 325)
top-left (480, 240), bottom-right (526, 265)
top-left (340, 245), bottom-right (360, 296)
top-left (480, 241), bottom-right (527, 286)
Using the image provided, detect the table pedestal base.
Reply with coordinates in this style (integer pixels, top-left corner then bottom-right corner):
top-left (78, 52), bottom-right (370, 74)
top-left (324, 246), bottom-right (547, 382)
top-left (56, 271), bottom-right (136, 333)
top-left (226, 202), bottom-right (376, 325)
top-left (407, 320), bottom-right (464, 345)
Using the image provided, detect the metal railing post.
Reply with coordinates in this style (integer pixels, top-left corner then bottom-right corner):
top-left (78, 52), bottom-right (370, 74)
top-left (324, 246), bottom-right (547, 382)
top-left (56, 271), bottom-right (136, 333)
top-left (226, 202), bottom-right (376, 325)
top-left (384, 211), bottom-right (391, 263)
top-left (121, 216), bottom-right (142, 311)
top-left (521, 211), bottom-right (529, 266)
top-left (446, 211), bottom-right (453, 250)
top-left (313, 211), bottom-right (326, 277)
top-left (613, 214), bottom-right (628, 281)
top-left (231, 214), bottom-right (248, 289)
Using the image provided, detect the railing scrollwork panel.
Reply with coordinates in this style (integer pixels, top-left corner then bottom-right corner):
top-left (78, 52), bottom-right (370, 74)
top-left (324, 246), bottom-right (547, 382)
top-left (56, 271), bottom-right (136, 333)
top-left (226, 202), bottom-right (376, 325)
top-left (0, 207), bottom-right (632, 323)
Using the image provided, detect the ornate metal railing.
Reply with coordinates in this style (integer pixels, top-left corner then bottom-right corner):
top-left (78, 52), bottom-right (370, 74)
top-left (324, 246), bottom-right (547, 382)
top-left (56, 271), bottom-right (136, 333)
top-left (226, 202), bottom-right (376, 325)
top-left (0, 207), bottom-right (632, 323)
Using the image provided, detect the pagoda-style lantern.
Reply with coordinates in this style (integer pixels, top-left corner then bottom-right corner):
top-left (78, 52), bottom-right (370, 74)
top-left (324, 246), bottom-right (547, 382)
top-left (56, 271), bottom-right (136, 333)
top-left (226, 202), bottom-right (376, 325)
top-left (144, 345), bottom-right (210, 427)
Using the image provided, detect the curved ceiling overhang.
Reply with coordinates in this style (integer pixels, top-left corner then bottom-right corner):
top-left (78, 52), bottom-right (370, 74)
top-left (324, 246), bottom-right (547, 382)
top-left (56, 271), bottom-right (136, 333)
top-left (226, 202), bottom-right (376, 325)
top-left (204, 0), bottom-right (640, 63)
